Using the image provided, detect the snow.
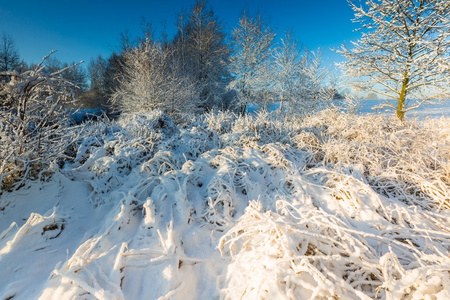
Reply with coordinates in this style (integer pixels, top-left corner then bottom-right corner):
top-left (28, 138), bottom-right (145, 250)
top-left (1, 109), bottom-right (449, 299)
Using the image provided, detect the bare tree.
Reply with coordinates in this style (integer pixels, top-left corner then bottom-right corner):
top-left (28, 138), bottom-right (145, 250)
top-left (61, 62), bottom-right (88, 93)
top-left (0, 32), bottom-right (20, 73)
top-left (173, 0), bottom-right (230, 111)
top-left (88, 55), bottom-right (107, 94)
top-left (228, 12), bottom-right (275, 114)
top-left (338, 0), bottom-right (450, 120)
top-left (44, 56), bottom-right (87, 96)
top-left (76, 55), bottom-right (110, 109)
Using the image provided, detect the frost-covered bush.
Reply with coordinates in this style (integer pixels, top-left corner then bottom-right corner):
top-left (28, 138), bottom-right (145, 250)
top-left (0, 51), bottom-right (81, 191)
top-left (117, 110), bottom-right (179, 139)
top-left (203, 110), bottom-right (236, 134)
top-left (110, 40), bottom-right (200, 121)
top-left (297, 109), bottom-right (450, 209)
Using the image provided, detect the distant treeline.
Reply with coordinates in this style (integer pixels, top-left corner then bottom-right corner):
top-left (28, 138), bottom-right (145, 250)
top-left (1, 0), bottom-right (342, 118)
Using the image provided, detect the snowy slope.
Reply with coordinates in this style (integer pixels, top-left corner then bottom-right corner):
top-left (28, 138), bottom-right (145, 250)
top-left (1, 110), bottom-right (449, 299)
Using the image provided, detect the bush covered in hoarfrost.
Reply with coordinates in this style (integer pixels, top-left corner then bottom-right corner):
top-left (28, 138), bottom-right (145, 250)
top-left (0, 52), bottom-right (82, 192)
top-left (298, 109), bottom-right (450, 210)
top-left (1, 109), bottom-right (449, 299)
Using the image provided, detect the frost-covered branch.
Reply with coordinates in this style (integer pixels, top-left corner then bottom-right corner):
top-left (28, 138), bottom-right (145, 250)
top-left (0, 51), bottom-right (82, 191)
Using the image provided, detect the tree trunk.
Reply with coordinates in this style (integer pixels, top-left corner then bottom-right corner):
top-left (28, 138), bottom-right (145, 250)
top-left (397, 71), bottom-right (409, 121)
top-left (397, 93), bottom-right (405, 121)
top-left (240, 103), bottom-right (247, 116)
top-left (279, 94), bottom-right (284, 112)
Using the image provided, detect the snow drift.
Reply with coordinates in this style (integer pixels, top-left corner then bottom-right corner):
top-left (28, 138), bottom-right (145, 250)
top-left (1, 109), bottom-right (449, 299)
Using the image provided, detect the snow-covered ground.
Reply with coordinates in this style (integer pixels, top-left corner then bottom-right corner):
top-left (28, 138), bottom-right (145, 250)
top-left (1, 109), bottom-right (449, 299)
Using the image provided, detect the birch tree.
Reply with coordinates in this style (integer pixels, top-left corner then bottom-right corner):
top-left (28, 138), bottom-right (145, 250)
top-left (229, 12), bottom-right (275, 114)
top-left (338, 0), bottom-right (450, 120)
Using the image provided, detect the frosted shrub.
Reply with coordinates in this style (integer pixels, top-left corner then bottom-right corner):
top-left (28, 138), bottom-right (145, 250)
top-left (117, 110), bottom-right (179, 139)
top-left (69, 114), bottom-right (168, 206)
top-left (110, 40), bottom-right (200, 120)
top-left (297, 109), bottom-right (450, 209)
top-left (0, 51), bottom-right (81, 191)
top-left (222, 111), bottom-right (294, 147)
top-left (219, 201), bottom-right (387, 299)
top-left (203, 110), bottom-right (236, 134)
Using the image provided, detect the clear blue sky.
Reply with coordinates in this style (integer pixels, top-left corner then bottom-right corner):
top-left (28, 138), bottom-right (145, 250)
top-left (0, 0), bottom-right (359, 67)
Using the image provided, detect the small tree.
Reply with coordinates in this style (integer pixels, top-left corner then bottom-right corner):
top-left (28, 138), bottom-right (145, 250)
top-left (110, 40), bottom-right (199, 120)
top-left (273, 33), bottom-right (333, 114)
top-left (228, 12), bottom-right (275, 114)
top-left (273, 31), bottom-right (303, 112)
top-left (338, 0), bottom-right (450, 121)
top-left (298, 50), bottom-right (335, 112)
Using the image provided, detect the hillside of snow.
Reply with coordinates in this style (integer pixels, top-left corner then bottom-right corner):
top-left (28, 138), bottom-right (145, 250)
top-left (1, 109), bottom-right (450, 299)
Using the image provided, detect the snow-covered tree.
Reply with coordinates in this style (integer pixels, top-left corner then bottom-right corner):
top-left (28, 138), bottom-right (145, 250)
top-left (297, 50), bottom-right (335, 111)
top-left (273, 31), bottom-right (304, 111)
top-left (0, 51), bottom-right (81, 190)
top-left (338, 0), bottom-right (450, 120)
top-left (173, 0), bottom-right (230, 111)
top-left (228, 12), bottom-right (275, 114)
top-left (110, 40), bottom-right (199, 120)
top-left (0, 32), bottom-right (20, 73)
top-left (273, 32), bottom-right (334, 113)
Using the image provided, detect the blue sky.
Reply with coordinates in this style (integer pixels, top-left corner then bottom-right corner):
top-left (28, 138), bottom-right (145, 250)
top-left (0, 0), bottom-right (359, 67)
